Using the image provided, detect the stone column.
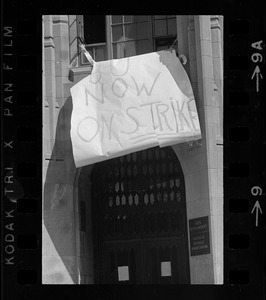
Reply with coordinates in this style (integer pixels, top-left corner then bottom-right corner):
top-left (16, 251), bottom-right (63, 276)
top-left (174, 15), bottom-right (215, 285)
top-left (211, 15), bottom-right (223, 142)
top-left (194, 15), bottom-right (223, 284)
top-left (52, 15), bottom-right (70, 161)
top-left (43, 15), bottom-right (57, 160)
top-left (188, 16), bottom-right (198, 98)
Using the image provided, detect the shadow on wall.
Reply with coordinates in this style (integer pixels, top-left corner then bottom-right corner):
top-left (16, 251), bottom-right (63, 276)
top-left (43, 96), bottom-right (78, 284)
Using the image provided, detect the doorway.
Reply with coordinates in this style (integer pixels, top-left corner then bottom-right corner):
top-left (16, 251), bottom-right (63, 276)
top-left (91, 146), bottom-right (190, 284)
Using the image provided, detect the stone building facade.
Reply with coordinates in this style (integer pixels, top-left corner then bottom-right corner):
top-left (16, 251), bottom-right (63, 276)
top-left (42, 15), bottom-right (223, 284)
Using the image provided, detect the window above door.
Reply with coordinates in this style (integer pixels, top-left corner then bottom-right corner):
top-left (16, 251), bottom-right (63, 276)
top-left (77, 15), bottom-right (109, 64)
top-left (77, 15), bottom-right (178, 66)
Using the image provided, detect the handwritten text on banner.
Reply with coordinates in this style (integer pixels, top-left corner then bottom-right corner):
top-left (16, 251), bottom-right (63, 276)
top-left (70, 50), bottom-right (201, 167)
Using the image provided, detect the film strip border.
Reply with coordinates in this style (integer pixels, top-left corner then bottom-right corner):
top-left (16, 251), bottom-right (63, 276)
top-left (2, 17), bottom-right (40, 289)
top-left (225, 17), bottom-right (264, 291)
top-left (1, 12), bottom-right (265, 300)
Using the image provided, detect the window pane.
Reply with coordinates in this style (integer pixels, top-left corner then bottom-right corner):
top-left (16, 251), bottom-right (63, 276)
top-left (113, 43), bottom-right (124, 59)
top-left (94, 46), bottom-right (105, 61)
top-left (83, 15), bottom-right (106, 44)
top-left (125, 23), bottom-right (136, 40)
top-left (124, 15), bottom-right (134, 22)
top-left (167, 18), bottom-right (177, 35)
top-left (137, 39), bottom-right (151, 54)
top-left (154, 15), bottom-right (166, 20)
top-left (112, 25), bottom-right (123, 42)
top-left (136, 22), bottom-right (148, 39)
top-left (154, 19), bottom-right (167, 36)
top-left (112, 15), bottom-right (122, 24)
top-left (136, 15), bottom-right (148, 22)
top-left (125, 41), bottom-right (136, 57)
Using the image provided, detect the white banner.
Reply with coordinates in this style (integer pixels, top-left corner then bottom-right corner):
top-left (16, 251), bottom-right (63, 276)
top-left (70, 50), bottom-right (201, 167)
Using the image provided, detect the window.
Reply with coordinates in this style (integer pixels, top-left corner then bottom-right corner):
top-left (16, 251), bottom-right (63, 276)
top-left (110, 15), bottom-right (177, 58)
top-left (83, 15), bottom-right (106, 44)
top-left (110, 15), bottom-right (152, 58)
top-left (78, 15), bottom-right (109, 64)
top-left (78, 15), bottom-right (177, 65)
top-left (153, 15), bottom-right (177, 37)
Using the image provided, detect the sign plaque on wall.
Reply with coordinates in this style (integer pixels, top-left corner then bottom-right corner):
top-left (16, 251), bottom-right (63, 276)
top-left (189, 216), bottom-right (210, 256)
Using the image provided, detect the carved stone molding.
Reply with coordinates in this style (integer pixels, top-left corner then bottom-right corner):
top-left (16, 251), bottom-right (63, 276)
top-left (210, 15), bottom-right (221, 30)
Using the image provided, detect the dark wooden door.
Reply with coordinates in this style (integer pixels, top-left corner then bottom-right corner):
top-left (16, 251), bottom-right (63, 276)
top-left (91, 146), bottom-right (190, 284)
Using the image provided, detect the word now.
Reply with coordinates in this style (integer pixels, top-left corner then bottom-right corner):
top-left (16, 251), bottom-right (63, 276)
top-left (83, 72), bottom-right (161, 105)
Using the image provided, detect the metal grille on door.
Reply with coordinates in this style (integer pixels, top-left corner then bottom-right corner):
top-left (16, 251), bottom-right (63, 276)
top-left (91, 146), bottom-right (190, 284)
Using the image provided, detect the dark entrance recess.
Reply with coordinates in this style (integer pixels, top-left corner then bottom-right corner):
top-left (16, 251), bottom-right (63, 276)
top-left (91, 146), bottom-right (190, 284)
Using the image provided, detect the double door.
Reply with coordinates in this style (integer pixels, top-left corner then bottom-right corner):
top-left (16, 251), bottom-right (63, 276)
top-left (98, 236), bottom-right (190, 284)
top-left (91, 146), bottom-right (190, 284)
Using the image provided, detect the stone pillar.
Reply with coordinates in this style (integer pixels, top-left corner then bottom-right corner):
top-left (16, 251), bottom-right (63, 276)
top-left (210, 15), bottom-right (223, 284)
top-left (188, 16), bottom-right (198, 97)
top-left (172, 15), bottom-right (214, 284)
top-left (52, 15), bottom-right (70, 161)
top-left (194, 15), bottom-right (223, 284)
top-left (53, 15), bottom-right (70, 107)
top-left (43, 15), bottom-right (57, 160)
top-left (187, 15), bottom-right (202, 149)
top-left (210, 15), bottom-right (223, 142)
top-left (42, 16), bottom-right (48, 166)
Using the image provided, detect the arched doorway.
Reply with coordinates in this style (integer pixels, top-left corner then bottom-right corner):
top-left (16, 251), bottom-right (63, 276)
top-left (91, 146), bottom-right (190, 284)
